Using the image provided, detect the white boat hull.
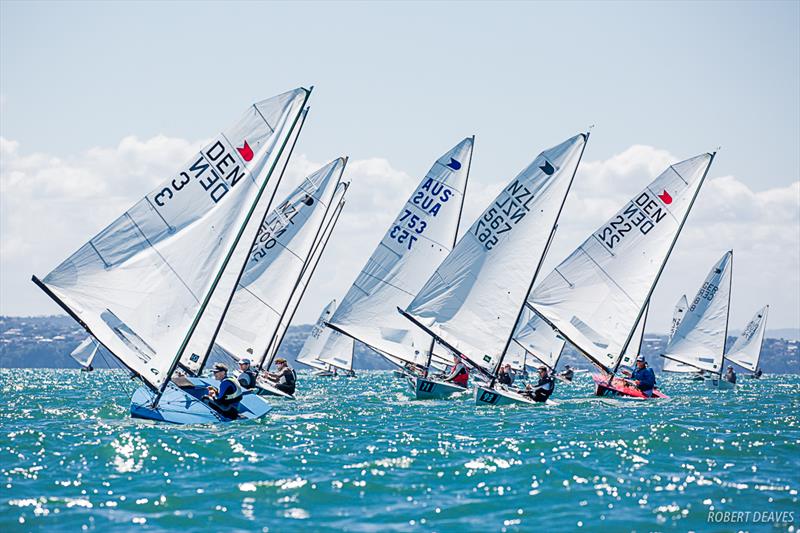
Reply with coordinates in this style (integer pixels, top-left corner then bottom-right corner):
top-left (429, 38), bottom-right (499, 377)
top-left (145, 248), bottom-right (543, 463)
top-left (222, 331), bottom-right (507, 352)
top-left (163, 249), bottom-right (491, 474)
top-left (474, 385), bottom-right (543, 406)
top-left (255, 379), bottom-right (296, 399)
top-left (705, 377), bottom-right (736, 390)
top-left (409, 376), bottom-right (465, 400)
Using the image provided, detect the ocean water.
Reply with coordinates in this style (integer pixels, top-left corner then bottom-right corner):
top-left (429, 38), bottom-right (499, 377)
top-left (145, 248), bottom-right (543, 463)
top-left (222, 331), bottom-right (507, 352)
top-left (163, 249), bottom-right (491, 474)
top-left (1, 369), bottom-right (798, 532)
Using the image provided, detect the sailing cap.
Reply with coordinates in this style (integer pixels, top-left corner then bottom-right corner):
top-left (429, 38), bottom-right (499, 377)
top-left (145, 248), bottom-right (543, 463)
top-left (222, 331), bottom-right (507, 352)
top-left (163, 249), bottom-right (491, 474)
top-left (538, 366), bottom-right (548, 372)
top-left (275, 358), bottom-right (288, 365)
top-left (213, 363), bottom-right (228, 372)
top-left (636, 355), bottom-right (646, 362)
top-left (240, 358), bottom-right (251, 365)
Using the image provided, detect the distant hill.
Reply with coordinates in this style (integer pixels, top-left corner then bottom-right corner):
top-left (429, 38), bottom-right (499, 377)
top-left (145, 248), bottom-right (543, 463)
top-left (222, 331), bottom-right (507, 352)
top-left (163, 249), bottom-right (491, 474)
top-left (1, 315), bottom-right (797, 373)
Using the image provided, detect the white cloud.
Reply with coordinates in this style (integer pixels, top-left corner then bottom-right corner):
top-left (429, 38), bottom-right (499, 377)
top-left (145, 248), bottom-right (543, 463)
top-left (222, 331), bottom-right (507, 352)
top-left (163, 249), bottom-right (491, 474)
top-left (1, 137), bottom-right (798, 336)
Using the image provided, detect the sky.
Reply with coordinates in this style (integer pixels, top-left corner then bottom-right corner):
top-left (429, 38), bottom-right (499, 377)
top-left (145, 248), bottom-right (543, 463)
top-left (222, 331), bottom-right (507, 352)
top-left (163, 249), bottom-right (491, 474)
top-left (1, 0), bottom-right (798, 334)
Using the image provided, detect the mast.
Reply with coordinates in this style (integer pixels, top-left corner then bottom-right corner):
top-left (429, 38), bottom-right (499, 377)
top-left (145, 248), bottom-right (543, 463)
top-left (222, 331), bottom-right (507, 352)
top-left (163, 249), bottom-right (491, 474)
top-left (718, 249), bottom-right (734, 376)
top-left (611, 152), bottom-right (716, 376)
top-left (260, 193), bottom-right (347, 369)
top-left (153, 88), bottom-right (311, 404)
top-left (423, 135), bottom-right (475, 373)
top-left (490, 131), bottom-right (590, 381)
top-left (194, 107), bottom-right (312, 375)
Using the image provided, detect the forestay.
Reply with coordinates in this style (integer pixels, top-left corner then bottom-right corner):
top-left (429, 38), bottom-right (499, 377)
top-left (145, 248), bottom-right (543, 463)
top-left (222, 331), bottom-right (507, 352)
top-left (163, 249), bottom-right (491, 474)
top-left (404, 134), bottom-right (587, 373)
top-left (662, 251), bottom-right (733, 374)
top-left (328, 138), bottom-right (474, 366)
top-left (529, 153), bottom-right (715, 374)
top-left (297, 300), bottom-right (338, 371)
top-left (725, 304), bottom-right (769, 372)
top-left (35, 89), bottom-right (308, 390)
top-left (198, 159), bottom-right (346, 372)
top-left (263, 183), bottom-right (348, 367)
top-left (662, 295), bottom-right (696, 373)
top-left (511, 307), bottom-right (566, 370)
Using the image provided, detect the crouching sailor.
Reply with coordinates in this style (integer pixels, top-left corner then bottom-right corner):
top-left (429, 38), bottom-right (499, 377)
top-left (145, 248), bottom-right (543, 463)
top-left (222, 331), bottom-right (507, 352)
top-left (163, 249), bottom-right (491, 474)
top-left (264, 358), bottom-right (297, 395)
top-left (237, 358), bottom-right (257, 390)
top-left (559, 365), bottom-right (574, 382)
top-left (524, 366), bottom-right (555, 402)
top-left (443, 355), bottom-right (469, 387)
top-left (629, 355), bottom-right (656, 397)
top-left (203, 363), bottom-right (243, 419)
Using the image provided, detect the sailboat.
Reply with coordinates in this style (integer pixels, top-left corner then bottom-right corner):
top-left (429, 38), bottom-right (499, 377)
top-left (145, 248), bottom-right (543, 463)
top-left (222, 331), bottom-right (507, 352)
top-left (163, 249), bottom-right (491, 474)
top-left (33, 89), bottom-right (310, 424)
top-left (727, 305), bottom-right (769, 378)
top-left (509, 309), bottom-right (566, 380)
top-left (399, 133), bottom-right (589, 405)
top-left (297, 300), bottom-right (340, 376)
top-left (528, 152), bottom-right (717, 399)
top-left (70, 336), bottom-right (110, 371)
top-left (325, 138), bottom-right (474, 399)
top-left (184, 158), bottom-right (348, 400)
top-left (318, 329), bottom-right (356, 377)
top-left (661, 295), bottom-right (702, 376)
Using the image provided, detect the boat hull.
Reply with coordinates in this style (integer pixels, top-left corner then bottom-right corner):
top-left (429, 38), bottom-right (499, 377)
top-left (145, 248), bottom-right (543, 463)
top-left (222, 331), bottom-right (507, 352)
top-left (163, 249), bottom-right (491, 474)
top-left (474, 385), bottom-right (542, 406)
top-left (705, 377), bottom-right (736, 390)
top-left (592, 374), bottom-right (668, 399)
top-left (409, 376), bottom-right (465, 400)
top-left (130, 378), bottom-right (272, 424)
top-left (255, 379), bottom-right (296, 400)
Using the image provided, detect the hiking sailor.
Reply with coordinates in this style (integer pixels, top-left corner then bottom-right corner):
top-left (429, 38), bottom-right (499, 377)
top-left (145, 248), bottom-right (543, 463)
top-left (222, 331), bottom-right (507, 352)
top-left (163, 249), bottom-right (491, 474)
top-left (627, 355), bottom-right (656, 397)
top-left (264, 358), bottom-right (297, 395)
top-left (442, 354), bottom-right (469, 387)
top-left (203, 363), bottom-right (243, 419)
top-left (724, 365), bottom-right (737, 384)
top-left (524, 366), bottom-right (555, 402)
top-left (237, 357), bottom-right (257, 389)
top-left (497, 363), bottom-right (514, 386)
top-left (559, 364), bottom-right (575, 382)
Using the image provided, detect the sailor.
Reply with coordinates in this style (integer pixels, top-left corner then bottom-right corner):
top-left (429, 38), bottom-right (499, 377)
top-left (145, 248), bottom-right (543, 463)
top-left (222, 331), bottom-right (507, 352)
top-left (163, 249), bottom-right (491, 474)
top-left (443, 355), bottom-right (469, 387)
top-left (559, 365), bottom-right (575, 382)
top-left (754, 367), bottom-right (762, 379)
top-left (81, 364), bottom-right (94, 372)
top-left (497, 364), bottom-right (513, 385)
top-left (264, 358), bottom-right (297, 395)
top-left (629, 355), bottom-right (656, 397)
top-left (724, 365), bottom-right (737, 384)
top-left (203, 363), bottom-right (243, 419)
top-left (524, 366), bottom-right (555, 402)
top-left (237, 358), bottom-right (257, 389)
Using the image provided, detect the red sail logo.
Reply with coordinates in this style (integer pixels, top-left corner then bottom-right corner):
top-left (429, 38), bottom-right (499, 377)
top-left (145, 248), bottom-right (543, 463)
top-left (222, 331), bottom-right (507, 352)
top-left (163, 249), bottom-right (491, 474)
top-left (237, 140), bottom-right (254, 162)
top-left (658, 190), bottom-right (673, 204)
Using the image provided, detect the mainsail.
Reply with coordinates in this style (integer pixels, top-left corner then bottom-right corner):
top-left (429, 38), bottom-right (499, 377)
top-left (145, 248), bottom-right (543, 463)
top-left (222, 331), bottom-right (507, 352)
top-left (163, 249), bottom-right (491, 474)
top-left (318, 330), bottom-right (356, 372)
top-left (33, 89), bottom-right (309, 391)
top-left (617, 302), bottom-right (650, 369)
top-left (296, 300), bottom-right (338, 371)
top-left (263, 184), bottom-right (348, 367)
top-left (662, 294), bottom-right (696, 373)
top-left (726, 304), bottom-right (769, 372)
top-left (529, 153), bottom-right (716, 374)
top-left (328, 138), bottom-right (474, 366)
top-left (70, 336), bottom-right (107, 368)
top-left (198, 159), bottom-right (347, 372)
top-left (511, 308), bottom-right (566, 370)
top-left (403, 134), bottom-right (588, 374)
top-left (662, 251), bottom-right (733, 374)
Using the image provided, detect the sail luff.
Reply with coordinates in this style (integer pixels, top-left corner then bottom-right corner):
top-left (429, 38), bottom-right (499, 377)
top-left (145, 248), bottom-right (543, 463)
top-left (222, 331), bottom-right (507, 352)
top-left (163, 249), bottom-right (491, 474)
top-left (608, 152), bottom-right (716, 375)
top-left (718, 249), bottom-right (734, 375)
top-left (193, 107), bottom-right (311, 375)
top-left (260, 188), bottom-right (348, 369)
top-left (154, 88), bottom-right (311, 401)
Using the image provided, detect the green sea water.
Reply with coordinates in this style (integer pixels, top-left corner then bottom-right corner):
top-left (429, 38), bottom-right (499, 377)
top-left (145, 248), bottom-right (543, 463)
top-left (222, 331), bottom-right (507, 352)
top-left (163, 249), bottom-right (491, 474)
top-left (1, 369), bottom-right (798, 532)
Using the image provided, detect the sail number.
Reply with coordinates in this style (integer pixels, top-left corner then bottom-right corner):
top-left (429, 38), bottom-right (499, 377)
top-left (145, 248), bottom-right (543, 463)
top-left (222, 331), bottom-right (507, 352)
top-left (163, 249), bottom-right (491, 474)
top-left (389, 209), bottom-right (427, 250)
top-left (689, 282), bottom-right (718, 311)
top-left (389, 179), bottom-right (454, 251)
top-left (152, 140), bottom-right (248, 209)
top-left (596, 192), bottom-right (668, 251)
top-left (474, 180), bottom-right (535, 250)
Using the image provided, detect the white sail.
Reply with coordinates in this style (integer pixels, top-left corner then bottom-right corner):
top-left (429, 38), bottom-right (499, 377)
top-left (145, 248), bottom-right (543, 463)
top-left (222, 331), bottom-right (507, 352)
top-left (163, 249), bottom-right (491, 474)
top-left (328, 138), bottom-right (474, 366)
top-left (617, 302), bottom-right (649, 369)
top-left (201, 159), bottom-right (346, 371)
top-left (511, 308), bottom-right (566, 370)
top-left (725, 304), bottom-right (769, 372)
top-left (662, 294), bottom-right (696, 373)
top-left (264, 184), bottom-right (348, 366)
top-left (35, 89), bottom-right (308, 390)
top-left (405, 134), bottom-right (587, 373)
top-left (662, 251), bottom-right (733, 374)
top-left (318, 330), bottom-right (355, 371)
top-left (296, 300), bottom-right (338, 371)
top-left (529, 153), bottom-right (715, 374)
top-left (70, 336), bottom-right (100, 368)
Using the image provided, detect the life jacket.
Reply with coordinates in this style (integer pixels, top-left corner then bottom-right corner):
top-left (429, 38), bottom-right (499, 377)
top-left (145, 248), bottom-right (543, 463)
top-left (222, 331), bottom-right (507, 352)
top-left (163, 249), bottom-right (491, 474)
top-left (452, 363), bottom-right (469, 387)
top-left (533, 375), bottom-right (554, 402)
top-left (217, 376), bottom-right (243, 406)
top-left (238, 369), bottom-right (257, 389)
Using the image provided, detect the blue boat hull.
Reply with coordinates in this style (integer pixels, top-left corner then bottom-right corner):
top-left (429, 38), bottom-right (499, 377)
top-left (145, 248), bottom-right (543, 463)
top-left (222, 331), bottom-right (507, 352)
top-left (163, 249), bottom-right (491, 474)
top-left (130, 377), bottom-right (272, 424)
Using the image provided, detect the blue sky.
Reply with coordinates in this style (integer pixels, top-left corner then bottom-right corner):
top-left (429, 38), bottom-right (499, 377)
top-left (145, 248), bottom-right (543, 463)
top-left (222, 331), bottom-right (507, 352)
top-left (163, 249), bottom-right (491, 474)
top-left (1, 1), bottom-right (798, 331)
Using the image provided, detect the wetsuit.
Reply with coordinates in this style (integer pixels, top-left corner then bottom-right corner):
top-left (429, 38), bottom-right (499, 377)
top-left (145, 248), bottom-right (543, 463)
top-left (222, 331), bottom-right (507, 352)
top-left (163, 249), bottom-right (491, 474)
top-left (531, 374), bottom-right (555, 402)
top-left (275, 367), bottom-right (297, 395)
top-left (725, 370), bottom-right (737, 384)
top-left (497, 371), bottom-right (513, 386)
top-left (630, 366), bottom-right (656, 396)
top-left (560, 368), bottom-right (574, 381)
top-left (237, 368), bottom-right (257, 389)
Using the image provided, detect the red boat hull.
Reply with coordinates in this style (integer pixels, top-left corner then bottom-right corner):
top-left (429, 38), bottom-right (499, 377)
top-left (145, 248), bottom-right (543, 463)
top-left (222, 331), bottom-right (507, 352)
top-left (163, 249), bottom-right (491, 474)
top-left (592, 374), bottom-right (668, 399)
